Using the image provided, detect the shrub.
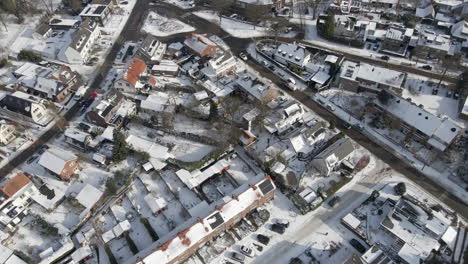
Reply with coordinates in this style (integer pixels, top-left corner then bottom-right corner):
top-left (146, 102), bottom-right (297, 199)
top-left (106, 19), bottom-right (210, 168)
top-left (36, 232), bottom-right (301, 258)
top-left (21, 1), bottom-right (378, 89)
top-left (18, 50), bottom-right (42, 63)
top-left (394, 182), bottom-right (406, 196)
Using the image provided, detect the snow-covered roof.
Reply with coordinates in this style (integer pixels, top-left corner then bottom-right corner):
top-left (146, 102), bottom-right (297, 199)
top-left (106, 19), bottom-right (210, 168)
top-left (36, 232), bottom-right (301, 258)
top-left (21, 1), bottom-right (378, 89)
top-left (71, 246), bottom-right (93, 263)
top-left (441, 226), bottom-right (457, 246)
top-left (342, 213), bottom-right (361, 229)
top-left (79, 4), bottom-right (108, 17)
top-left (416, 4), bottom-right (434, 18)
top-left (175, 158), bottom-right (230, 189)
top-left (201, 79), bottom-right (234, 97)
top-left (461, 97), bottom-right (468, 117)
top-left (38, 148), bottom-right (77, 175)
top-left (140, 92), bottom-right (170, 112)
top-left (310, 71), bottom-right (330, 85)
top-left (341, 60), bottom-right (406, 89)
top-left (193, 91), bottom-right (209, 101)
top-left (113, 220), bottom-right (131, 237)
top-left (184, 33), bottom-right (217, 55)
top-left (14, 62), bottom-right (51, 78)
top-left (0, 244), bottom-right (13, 263)
top-left (31, 175), bottom-right (67, 210)
top-left (417, 30), bottom-right (452, 53)
top-left (325, 55), bottom-right (339, 64)
top-left (4, 255), bottom-right (27, 264)
top-left (376, 95), bottom-right (461, 151)
top-left (126, 134), bottom-right (172, 170)
top-left (275, 43), bottom-right (310, 66)
top-left (451, 20), bottom-right (468, 40)
top-left (75, 184), bottom-right (103, 209)
top-left (125, 175), bottom-right (276, 264)
top-left (144, 194), bottom-right (167, 213)
top-left (64, 128), bottom-right (90, 143)
top-left (236, 0), bottom-right (277, 4)
top-left (152, 60), bottom-right (179, 73)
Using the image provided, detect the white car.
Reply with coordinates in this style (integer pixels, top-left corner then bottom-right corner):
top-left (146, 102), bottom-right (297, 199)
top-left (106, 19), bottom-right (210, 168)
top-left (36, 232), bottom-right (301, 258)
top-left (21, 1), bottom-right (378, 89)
top-left (240, 245), bottom-right (253, 257)
top-left (262, 60), bottom-right (269, 67)
top-left (239, 52), bottom-right (248, 61)
top-left (286, 78), bottom-right (297, 91)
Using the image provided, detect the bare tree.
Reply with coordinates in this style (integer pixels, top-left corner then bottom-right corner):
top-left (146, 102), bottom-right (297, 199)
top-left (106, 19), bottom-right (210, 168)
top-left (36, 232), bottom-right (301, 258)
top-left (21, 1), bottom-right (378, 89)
top-left (305, 0), bottom-right (322, 19)
top-left (244, 2), bottom-right (269, 29)
top-left (0, 9), bottom-right (8, 32)
top-left (268, 17), bottom-right (288, 43)
top-left (211, 0), bottom-right (232, 24)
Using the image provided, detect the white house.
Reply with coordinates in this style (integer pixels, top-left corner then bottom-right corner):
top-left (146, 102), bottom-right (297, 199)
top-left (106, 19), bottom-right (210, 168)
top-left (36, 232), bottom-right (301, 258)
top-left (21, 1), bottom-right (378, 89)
top-left (201, 51), bottom-right (237, 81)
top-left (311, 138), bottom-right (355, 175)
top-left (0, 91), bottom-right (52, 126)
top-left (58, 19), bottom-right (101, 64)
top-left (0, 120), bottom-right (17, 145)
top-left (0, 173), bottom-right (39, 229)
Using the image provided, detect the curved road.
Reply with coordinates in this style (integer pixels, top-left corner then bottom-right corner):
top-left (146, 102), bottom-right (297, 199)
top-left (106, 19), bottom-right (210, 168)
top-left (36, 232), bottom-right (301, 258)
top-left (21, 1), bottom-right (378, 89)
top-left (0, 2), bottom-right (466, 218)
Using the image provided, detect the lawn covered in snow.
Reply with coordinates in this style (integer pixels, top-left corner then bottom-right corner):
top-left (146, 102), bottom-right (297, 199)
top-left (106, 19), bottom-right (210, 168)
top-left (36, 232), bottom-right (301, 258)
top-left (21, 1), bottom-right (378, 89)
top-left (142, 11), bottom-right (195, 37)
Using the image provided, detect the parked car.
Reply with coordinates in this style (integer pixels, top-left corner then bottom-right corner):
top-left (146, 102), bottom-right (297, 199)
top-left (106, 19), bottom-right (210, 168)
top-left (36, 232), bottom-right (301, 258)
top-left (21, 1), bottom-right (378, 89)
top-left (286, 78), bottom-right (297, 90)
top-left (380, 55), bottom-right (389, 61)
top-left (454, 92), bottom-right (460, 100)
top-left (421, 65), bottom-right (432, 70)
top-left (230, 252), bottom-right (245, 263)
top-left (229, 14), bottom-right (238, 19)
top-left (372, 44), bottom-right (379, 51)
top-left (257, 234), bottom-right (270, 245)
top-left (276, 219), bottom-right (290, 228)
top-left (349, 239), bottom-right (366, 254)
top-left (252, 243), bottom-right (263, 252)
top-left (446, 90), bottom-right (453, 97)
top-left (432, 88), bottom-right (439, 95)
top-left (240, 246), bottom-right (253, 257)
top-left (27, 156), bottom-right (38, 164)
top-left (328, 196), bottom-right (341, 207)
top-left (326, 104), bottom-right (336, 111)
top-left (268, 65), bottom-right (275, 71)
top-left (344, 123), bottom-right (352, 129)
top-left (271, 223), bottom-right (286, 234)
top-left (262, 60), bottom-right (269, 67)
top-left (239, 52), bottom-right (248, 61)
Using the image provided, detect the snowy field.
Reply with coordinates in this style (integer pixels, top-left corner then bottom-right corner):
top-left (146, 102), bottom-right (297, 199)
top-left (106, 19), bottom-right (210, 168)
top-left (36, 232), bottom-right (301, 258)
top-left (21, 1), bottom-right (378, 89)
top-left (142, 11), bottom-right (195, 37)
top-left (193, 11), bottom-right (271, 38)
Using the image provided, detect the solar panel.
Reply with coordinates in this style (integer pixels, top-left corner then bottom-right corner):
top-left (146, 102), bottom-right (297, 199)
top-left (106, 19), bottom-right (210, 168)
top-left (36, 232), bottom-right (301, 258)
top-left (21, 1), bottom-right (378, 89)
top-left (258, 179), bottom-right (274, 195)
top-left (94, 6), bottom-right (106, 15)
top-left (206, 212), bottom-right (224, 230)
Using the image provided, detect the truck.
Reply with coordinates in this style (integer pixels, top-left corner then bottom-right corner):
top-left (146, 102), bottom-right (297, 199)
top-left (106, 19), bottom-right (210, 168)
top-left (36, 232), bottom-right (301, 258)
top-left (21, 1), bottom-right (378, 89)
top-left (74, 86), bottom-right (89, 101)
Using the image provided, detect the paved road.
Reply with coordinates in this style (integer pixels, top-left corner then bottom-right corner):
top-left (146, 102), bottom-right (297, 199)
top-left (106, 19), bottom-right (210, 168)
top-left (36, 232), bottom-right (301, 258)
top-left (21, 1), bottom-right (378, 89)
top-left (154, 5), bottom-right (468, 217)
top-left (0, 0), bottom-right (149, 177)
top-left (1, 2), bottom-right (466, 218)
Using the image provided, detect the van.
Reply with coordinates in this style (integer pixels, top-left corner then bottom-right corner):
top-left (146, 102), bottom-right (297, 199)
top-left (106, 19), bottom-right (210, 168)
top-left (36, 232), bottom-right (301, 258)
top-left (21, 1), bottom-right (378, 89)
top-left (287, 78), bottom-right (297, 91)
top-left (74, 86), bottom-right (89, 100)
top-left (326, 104), bottom-right (335, 111)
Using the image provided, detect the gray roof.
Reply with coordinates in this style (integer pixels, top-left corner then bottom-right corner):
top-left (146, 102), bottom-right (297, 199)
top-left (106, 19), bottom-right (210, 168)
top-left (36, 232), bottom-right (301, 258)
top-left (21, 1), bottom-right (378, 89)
top-left (315, 138), bottom-right (354, 161)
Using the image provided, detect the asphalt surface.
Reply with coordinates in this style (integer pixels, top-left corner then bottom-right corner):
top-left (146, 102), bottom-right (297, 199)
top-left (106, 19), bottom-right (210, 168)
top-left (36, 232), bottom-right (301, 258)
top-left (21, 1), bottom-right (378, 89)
top-left (0, 2), bottom-right (466, 218)
top-left (0, 0), bottom-right (150, 177)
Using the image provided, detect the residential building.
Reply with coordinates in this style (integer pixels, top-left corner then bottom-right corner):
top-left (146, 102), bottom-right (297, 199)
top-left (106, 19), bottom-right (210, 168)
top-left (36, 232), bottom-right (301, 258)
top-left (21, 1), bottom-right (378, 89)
top-left (114, 58), bottom-right (151, 94)
top-left (0, 120), bottom-right (17, 145)
top-left (35, 23), bottom-right (52, 38)
top-left (184, 33), bottom-right (218, 57)
top-left (58, 19), bottom-right (101, 64)
top-left (234, 0), bottom-right (285, 10)
top-left (451, 20), bottom-right (468, 42)
top-left (362, 0), bottom-right (398, 8)
top-left (135, 34), bottom-right (167, 63)
top-left (0, 173), bottom-right (38, 229)
top-left (0, 91), bottom-right (53, 126)
top-left (48, 16), bottom-right (80, 30)
top-left (124, 175), bottom-right (276, 264)
top-left (413, 30), bottom-right (454, 61)
top-left (373, 93), bottom-right (463, 151)
top-left (311, 138), bottom-right (355, 176)
top-left (38, 148), bottom-right (80, 181)
top-left (234, 72), bottom-right (279, 102)
top-left (381, 26), bottom-right (413, 56)
top-left (380, 197), bottom-right (452, 264)
top-left (79, 4), bottom-right (111, 26)
top-left (415, 4), bottom-right (435, 20)
top-left (201, 51), bottom-right (237, 81)
top-left (338, 60), bottom-right (407, 93)
top-left (64, 128), bottom-right (92, 150)
top-left (460, 97), bottom-right (468, 120)
top-left (274, 43), bottom-right (311, 69)
top-left (0, 244), bottom-right (28, 264)
top-left (14, 62), bottom-right (80, 102)
top-left (86, 90), bottom-right (125, 127)
top-left (151, 60), bottom-right (179, 76)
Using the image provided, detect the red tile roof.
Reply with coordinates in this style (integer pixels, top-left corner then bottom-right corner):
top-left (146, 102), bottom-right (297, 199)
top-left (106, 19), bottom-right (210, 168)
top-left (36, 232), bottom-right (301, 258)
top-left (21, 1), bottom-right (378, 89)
top-left (122, 58), bottom-right (147, 87)
top-left (1, 173), bottom-right (30, 197)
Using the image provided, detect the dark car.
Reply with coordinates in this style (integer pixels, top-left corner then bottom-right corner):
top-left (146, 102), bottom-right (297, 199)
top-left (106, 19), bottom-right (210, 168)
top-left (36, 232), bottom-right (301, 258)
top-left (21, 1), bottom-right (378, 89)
top-left (349, 239), bottom-right (366, 254)
top-left (454, 92), bottom-right (460, 100)
top-left (276, 219), bottom-right (290, 228)
top-left (26, 156), bottom-right (38, 164)
top-left (78, 122), bottom-right (91, 132)
top-left (422, 65), bottom-right (432, 70)
top-left (380, 55), bottom-right (389, 61)
top-left (268, 65), bottom-right (275, 71)
top-left (230, 252), bottom-right (245, 263)
top-left (328, 196), bottom-right (341, 207)
top-left (432, 88), bottom-right (439, 95)
top-left (257, 234), bottom-right (270, 245)
top-left (271, 223), bottom-right (285, 234)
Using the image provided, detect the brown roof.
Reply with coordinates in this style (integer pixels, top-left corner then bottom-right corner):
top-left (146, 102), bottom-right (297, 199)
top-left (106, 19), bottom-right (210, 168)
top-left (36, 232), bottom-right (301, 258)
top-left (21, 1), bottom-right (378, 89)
top-left (121, 58), bottom-right (147, 87)
top-left (1, 173), bottom-right (30, 197)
